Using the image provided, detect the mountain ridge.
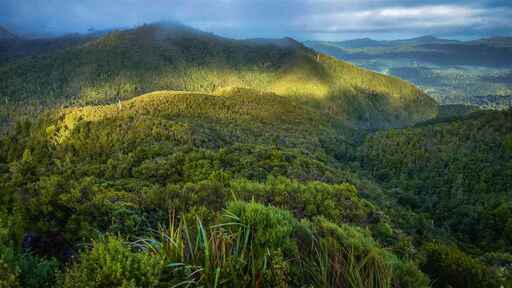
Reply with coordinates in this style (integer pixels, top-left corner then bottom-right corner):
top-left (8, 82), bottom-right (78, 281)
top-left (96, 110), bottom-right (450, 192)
top-left (305, 35), bottom-right (462, 50)
top-left (0, 26), bottom-right (18, 40)
top-left (0, 23), bottom-right (438, 130)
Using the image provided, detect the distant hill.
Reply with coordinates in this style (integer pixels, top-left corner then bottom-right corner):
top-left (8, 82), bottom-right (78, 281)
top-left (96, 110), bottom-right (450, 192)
top-left (0, 26), bottom-right (18, 40)
top-left (305, 36), bottom-right (512, 67)
top-left (304, 35), bottom-right (460, 50)
top-left (0, 33), bottom-right (95, 64)
top-left (244, 37), bottom-right (304, 48)
top-left (468, 36), bottom-right (512, 48)
top-left (389, 35), bottom-right (460, 46)
top-left (330, 38), bottom-right (388, 49)
top-left (305, 35), bottom-right (512, 108)
top-left (435, 104), bottom-right (481, 120)
top-left (0, 23), bottom-right (437, 129)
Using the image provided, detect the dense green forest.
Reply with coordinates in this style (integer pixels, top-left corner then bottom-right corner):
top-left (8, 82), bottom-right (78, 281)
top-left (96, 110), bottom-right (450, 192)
top-left (360, 110), bottom-right (512, 253)
top-left (0, 24), bottom-right (511, 287)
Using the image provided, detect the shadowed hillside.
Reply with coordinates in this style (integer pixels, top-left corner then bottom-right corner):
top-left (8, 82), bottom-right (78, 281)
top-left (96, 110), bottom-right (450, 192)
top-left (359, 109), bottom-right (512, 255)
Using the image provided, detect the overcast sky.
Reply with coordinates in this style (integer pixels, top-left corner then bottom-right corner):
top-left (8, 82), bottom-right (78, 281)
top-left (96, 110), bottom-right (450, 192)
top-left (1, 0), bottom-right (511, 40)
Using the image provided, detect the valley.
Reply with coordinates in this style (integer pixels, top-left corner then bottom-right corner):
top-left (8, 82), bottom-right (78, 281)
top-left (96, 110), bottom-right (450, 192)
top-left (305, 36), bottom-right (512, 109)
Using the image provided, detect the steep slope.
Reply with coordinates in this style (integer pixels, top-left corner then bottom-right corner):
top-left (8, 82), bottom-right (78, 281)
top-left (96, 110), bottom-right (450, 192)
top-left (359, 109), bottom-right (512, 255)
top-left (0, 23), bottom-right (438, 129)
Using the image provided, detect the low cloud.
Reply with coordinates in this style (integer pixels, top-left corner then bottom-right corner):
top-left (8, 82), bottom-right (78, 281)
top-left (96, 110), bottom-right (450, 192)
top-left (0, 0), bottom-right (510, 39)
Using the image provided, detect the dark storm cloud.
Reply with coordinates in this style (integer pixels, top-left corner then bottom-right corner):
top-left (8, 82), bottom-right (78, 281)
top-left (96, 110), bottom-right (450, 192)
top-left (0, 0), bottom-right (511, 39)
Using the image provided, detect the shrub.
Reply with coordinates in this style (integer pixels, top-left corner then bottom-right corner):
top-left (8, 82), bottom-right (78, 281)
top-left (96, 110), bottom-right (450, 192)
top-left (297, 217), bottom-right (430, 288)
top-left (135, 201), bottom-right (296, 287)
top-left (230, 177), bottom-right (373, 224)
top-left (60, 236), bottom-right (164, 288)
top-left (224, 201), bottom-right (296, 252)
top-left (392, 260), bottom-right (430, 288)
top-left (422, 243), bottom-right (503, 288)
top-left (0, 246), bottom-right (59, 288)
top-left (0, 259), bottom-right (20, 288)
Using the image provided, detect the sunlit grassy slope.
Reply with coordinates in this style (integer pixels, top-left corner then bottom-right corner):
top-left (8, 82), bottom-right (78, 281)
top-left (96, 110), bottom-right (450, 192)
top-left (0, 23), bottom-right (438, 129)
top-left (40, 89), bottom-right (353, 161)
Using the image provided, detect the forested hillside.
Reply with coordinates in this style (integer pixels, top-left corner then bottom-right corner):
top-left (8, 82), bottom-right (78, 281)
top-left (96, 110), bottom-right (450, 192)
top-left (356, 110), bottom-right (512, 286)
top-left (1, 91), bottom-right (510, 287)
top-left (0, 23), bottom-right (437, 131)
top-left (0, 23), bottom-right (511, 288)
top-left (0, 90), bottom-right (432, 287)
top-left (360, 110), bottom-right (512, 251)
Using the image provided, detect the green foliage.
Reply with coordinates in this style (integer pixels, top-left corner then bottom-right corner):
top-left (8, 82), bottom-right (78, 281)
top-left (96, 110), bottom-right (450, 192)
top-left (0, 90), bottom-right (373, 244)
top-left (1, 210), bottom-right (59, 287)
top-left (230, 177), bottom-right (374, 224)
top-left (505, 134), bottom-right (512, 153)
top-left (421, 243), bottom-right (503, 288)
top-left (135, 201), bottom-right (427, 288)
top-left (301, 217), bottom-right (395, 287)
top-left (294, 217), bottom-right (429, 288)
top-left (360, 110), bottom-right (512, 254)
top-left (148, 201), bottom-right (297, 287)
top-left (225, 201), bottom-right (296, 253)
top-left (60, 236), bottom-right (164, 288)
top-left (0, 86), bottom-right (426, 287)
top-left (0, 247), bottom-right (59, 288)
top-left (0, 259), bottom-right (20, 288)
top-left (14, 175), bottom-right (147, 241)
